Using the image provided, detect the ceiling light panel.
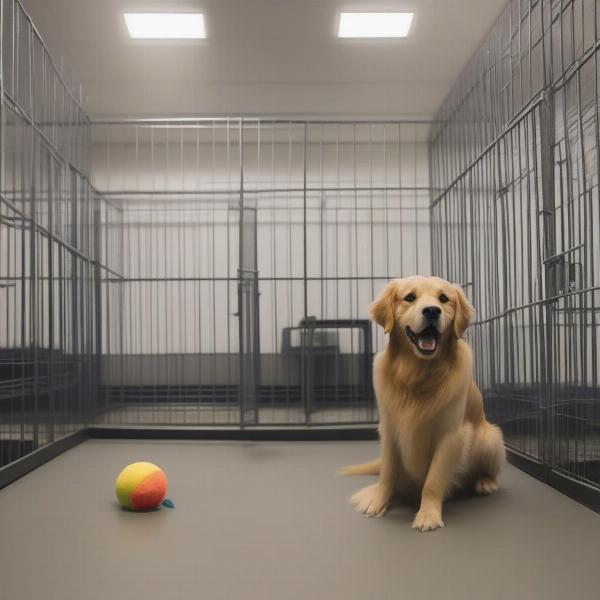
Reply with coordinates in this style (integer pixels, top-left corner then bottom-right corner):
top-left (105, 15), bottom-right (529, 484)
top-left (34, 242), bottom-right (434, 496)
top-left (124, 13), bottom-right (206, 39)
top-left (337, 13), bottom-right (413, 38)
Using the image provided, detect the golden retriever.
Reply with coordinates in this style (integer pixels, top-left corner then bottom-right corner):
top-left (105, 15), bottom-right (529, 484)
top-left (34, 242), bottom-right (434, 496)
top-left (341, 276), bottom-right (505, 531)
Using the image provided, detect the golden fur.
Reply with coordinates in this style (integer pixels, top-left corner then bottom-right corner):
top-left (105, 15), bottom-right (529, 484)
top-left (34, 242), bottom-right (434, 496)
top-left (341, 276), bottom-right (505, 531)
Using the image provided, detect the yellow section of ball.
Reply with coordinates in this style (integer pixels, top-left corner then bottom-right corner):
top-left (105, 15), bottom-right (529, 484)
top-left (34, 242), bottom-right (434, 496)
top-left (115, 462), bottom-right (161, 509)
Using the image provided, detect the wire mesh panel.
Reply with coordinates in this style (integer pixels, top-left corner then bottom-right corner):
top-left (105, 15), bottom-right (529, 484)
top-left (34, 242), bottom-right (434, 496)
top-left (90, 119), bottom-right (430, 427)
top-left (92, 121), bottom-right (242, 426)
top-left (0, 0), bottom-right (101, 469)
top-left (433, 105), bottom-right (546, 460)
top-left (248, 121), bottom-right (430, 425)
top-left (431, 0), bottom-right (600, 498)
top-left (550, 28), bottom-right (600, 485)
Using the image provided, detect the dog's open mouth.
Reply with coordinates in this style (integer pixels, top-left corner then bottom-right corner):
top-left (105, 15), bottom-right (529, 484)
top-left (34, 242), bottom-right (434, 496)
top-left (405, 326), bottom-right (440, 355)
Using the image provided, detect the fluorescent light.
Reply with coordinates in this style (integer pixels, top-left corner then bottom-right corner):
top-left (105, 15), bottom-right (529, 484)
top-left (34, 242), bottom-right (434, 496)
top-left (124, 13), bottom-right (206, 39)
top-left (337, 12), bottom-right (413, 38)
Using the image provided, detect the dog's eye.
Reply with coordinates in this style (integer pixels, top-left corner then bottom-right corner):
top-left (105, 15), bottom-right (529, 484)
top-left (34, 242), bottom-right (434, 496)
top-left (404, 293), bottom-right (416, 302)
top-left (439, 293), bottom-right (449, 303)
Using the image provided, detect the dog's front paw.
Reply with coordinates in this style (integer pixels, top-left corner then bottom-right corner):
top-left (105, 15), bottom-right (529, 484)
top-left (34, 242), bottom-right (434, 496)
top-left (350, 483), bottom-right (389, 517)
top-left (412, 508), bottom-right (444, 532)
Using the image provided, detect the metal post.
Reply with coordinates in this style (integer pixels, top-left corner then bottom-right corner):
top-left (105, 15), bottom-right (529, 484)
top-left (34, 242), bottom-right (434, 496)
top-left (93, 193), bottom-right (102, 423)
top-left (27, 18), bottom-right (39, 450)
top-left (238, 118), bottom-right (245, 427)
top-left (539, 91), bottom-right (556, 471)
top-left (302, 122), bottom-right (310, 425)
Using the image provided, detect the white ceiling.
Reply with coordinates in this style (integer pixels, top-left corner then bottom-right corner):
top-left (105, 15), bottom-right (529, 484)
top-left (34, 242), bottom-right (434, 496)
top-left (21, 0), bottom-right (507, 119)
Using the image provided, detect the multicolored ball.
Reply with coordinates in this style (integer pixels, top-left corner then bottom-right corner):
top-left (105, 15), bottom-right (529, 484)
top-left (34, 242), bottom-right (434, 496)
top-left (115, 462), bottom-right (173, 510)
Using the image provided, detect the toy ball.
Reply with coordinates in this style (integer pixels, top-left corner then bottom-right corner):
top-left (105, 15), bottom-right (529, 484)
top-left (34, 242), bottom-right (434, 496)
top-left (115, 462), bottom-right (174, 510)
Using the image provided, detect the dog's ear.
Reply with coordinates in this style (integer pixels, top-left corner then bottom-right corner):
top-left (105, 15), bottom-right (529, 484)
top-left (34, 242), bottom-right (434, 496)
top-left (369, 280), bottom-right (400, 334)
top-left (453, 284), bottom-right (475, 339)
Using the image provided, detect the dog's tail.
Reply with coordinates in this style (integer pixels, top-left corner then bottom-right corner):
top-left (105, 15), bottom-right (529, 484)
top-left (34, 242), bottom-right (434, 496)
top-left (338, 458), bottom-right (380, 476)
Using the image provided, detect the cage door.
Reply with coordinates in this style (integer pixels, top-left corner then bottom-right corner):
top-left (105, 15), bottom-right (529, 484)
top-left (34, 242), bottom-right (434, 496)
top-left (238, 205), bottom-right (260, 425)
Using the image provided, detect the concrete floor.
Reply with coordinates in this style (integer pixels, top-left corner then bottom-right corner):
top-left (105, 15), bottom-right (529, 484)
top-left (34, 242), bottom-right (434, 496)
top-left (0, 440), bottom-right (599, 600)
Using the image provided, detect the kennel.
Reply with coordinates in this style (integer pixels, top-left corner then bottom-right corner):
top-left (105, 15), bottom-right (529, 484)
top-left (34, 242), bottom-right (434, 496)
top-left (88, 117), bottom-right (429, 429)
top-left (1, 0), bottom-right (600, 504)
top-left (1, 0), bottom-right (600, 597)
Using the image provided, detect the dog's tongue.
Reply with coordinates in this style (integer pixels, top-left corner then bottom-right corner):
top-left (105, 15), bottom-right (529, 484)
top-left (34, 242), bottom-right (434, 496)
top-left (418, 331), bottom-right (436, 351)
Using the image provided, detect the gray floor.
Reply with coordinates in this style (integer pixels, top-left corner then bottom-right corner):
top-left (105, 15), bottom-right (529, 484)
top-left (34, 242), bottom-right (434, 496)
top-left (1, 440), bottom-right (599, 600)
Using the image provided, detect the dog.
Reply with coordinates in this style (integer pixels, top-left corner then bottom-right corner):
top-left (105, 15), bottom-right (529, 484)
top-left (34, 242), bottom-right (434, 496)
top-left (341, 276), bottom-right (505, 531)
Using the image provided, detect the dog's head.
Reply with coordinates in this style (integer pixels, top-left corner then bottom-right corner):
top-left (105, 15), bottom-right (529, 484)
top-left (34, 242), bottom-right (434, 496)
top-left (370, 276), bottom-right (474, 360)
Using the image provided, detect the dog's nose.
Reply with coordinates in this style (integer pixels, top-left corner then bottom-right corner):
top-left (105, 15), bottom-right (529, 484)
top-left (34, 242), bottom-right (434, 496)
top-left (422, 306), bottom-right (442, 321)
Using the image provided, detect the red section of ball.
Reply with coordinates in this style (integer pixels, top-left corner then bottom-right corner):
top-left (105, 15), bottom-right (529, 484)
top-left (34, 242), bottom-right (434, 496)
top-left (131, 469), bottom-right (167, 510)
